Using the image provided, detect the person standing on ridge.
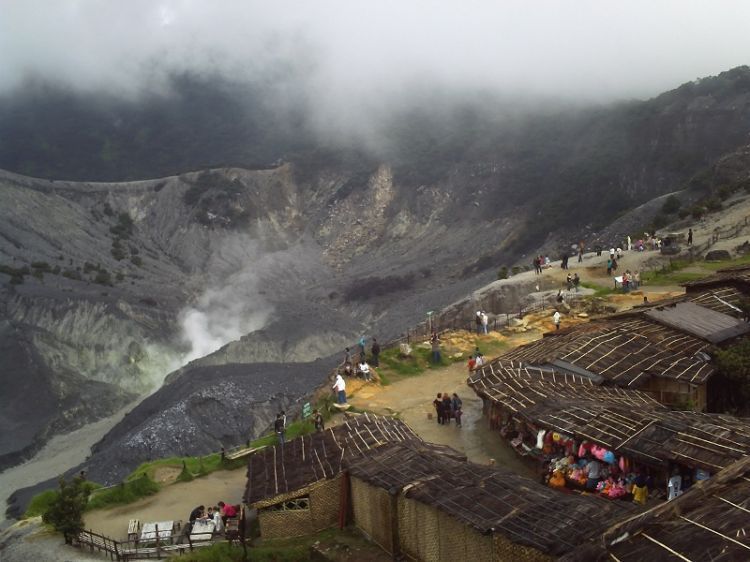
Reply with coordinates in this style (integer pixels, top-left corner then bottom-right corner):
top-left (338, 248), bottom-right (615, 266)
top-left (370, 338), bottom-right (380, 366)
top-left (578, 241), bottom-right (584, 262)
top-left (431, 333), bottom-right (442, 363)
top-left (481, 311), bottom-right (489, 334)
top-left (274, 414), bottom-right (285, 445)
top-left (688, 228), bottom-right (693, 246)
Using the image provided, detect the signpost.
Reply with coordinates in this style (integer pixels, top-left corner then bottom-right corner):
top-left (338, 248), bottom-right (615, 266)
top-left (302, 402), bottom-right (312, 419)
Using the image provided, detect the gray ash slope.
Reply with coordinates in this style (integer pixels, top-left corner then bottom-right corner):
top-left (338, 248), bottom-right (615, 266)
top-left (87, 359), bottom-right (338, 484)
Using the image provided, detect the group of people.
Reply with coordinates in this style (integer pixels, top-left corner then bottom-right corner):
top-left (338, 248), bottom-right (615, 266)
top-left (532, 255), bottom-right (551, 274)
top-left (432, 392), bottom-right (463, 426)
top-left (342, 338), bottom-right (380, 381)
top-left (565, 272), bottom-right (580, 291)
top-left (467, 346), bottom-right (485, 371)
top-left (187, 501), bottom-right (237, 533)
top-left (474, 310), bottom-right (490, 334)
top-left (619, 269), bottom-right (640, 292)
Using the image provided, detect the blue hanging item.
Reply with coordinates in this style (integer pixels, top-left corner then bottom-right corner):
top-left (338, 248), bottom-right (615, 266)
top-left (603, 450), bottom-right (616, 464)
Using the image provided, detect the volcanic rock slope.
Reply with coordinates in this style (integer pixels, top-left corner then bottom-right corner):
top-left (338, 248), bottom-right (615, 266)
top-left (3, 66), bottom-right (750, 485)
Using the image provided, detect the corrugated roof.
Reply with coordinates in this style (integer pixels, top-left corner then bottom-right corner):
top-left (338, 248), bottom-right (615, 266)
top-left (643, 300), bottom-right (750, 343)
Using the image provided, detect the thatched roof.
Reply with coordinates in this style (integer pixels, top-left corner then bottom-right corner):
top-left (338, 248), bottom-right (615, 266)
top-left (689, 284), bottom-right (747, 317)
top-left (499, 317), bottom-right (715, 386)
top-left (683, 263), bottom-right (750, 293)
top-left (468, 360), bottom-right (750, 472)
top-left (563, 455), bottom-right (750, 561)
top-left (347, 441), bottom-right (635, 557)
top-left (244, 413), bottom-right (420, 506)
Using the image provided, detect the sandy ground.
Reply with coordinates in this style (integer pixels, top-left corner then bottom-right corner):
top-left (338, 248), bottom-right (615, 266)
top-left (83, 469), bottom-right (246, 540)
top-left (0, 402), bottom-right (136, 530)
top-left (349, 362), bottom-right (534, 478)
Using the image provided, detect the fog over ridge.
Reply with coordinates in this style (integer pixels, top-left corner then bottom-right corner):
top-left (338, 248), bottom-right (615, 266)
top-left (2, 0), bottom-right (749, 104)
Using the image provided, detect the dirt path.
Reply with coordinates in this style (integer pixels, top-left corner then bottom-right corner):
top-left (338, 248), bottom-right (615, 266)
top-left (349, 362), bottom-right (533, 477)
top-left (83, 470), bottom-right (246, 540)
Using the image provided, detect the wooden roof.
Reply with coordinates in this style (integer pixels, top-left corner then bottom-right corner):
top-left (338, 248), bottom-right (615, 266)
top-left (643, 301), bottom-right (750, 344)
top-left (499, 317), bottom-right (715, 386)
top-left (244, 413), bottom-right (420, 505)
top-left (565, 455), bottom-right (750, 561)
top-left (468, 360), bottom-right (750, 472)
top-left (347, 441), bottom-right (635, 557)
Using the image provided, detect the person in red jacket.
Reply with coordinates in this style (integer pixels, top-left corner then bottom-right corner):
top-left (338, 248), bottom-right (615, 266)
top-left (218, 501), bottom-right (237, 525)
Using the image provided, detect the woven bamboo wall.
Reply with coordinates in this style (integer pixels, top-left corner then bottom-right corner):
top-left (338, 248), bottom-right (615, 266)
top-left (309, 475), bottom-right (342, 529)
top-left (397, 496), bottom-right (496, 561)
top-left (258, 508), bottom-right (314, 539)
top-left (350, 477), bottom-right (393, 553)
top-left (492, 534), bottom-right (552, 562)
top-left (257, 475), bottom-right (342, 539)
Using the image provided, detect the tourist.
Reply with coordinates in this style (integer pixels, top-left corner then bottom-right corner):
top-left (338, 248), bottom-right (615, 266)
top-left (467, 356), bottom-right (476, 371)
top-left (607, 258), bottom-right (613, 276)
top-left (578, 241), bottom-right (584, 262)
top-left (473, 346), bottom-right (481, 359)
top-left (545, 255), bottom-right (551, 267)
top-left (481, 311), bottom-right (489, 334)
top-left (627, 235), bottom-right (631, 251)
top-left (358, 359), bottom-right (371, 381)
top-left (344, 347), bottom-right (351, 364)
top-left (475, 311), bottom-right (482, 334)
top-left (188, 505), bottom-right (205, 531)
top-left (585, 457), bottom-right (603, 490)
top-left (474, 353), bottom-right (484, 367)
top-left (633, 270), bottom-right (640, 289)
top-left (274, 413), bottom-right (285, 445)
top-left (573, 273), bottom-right (580, 292)
top-left (212, 505), bottom-right (223, 533)
top-left (688, 228), bottom-right (693, 246)
top-left (358, 336), bottom-right (366, 360)
top-left (452, 393), bottom-right (463, 427)
top-left (566, 273), bottom-right (572, 291)
top-left (370, 338), bottom-right (380, 367)
top-left (533, 256), bottom-right (540, 274)
top-left (442, 392), bottom-right (453, 424)
top-left (313, 409), bottom-right (325, 432)
top-left (433, 393), bottom-right (445, 424)
top-left (342, 361), bottom-right (353, 377)
top-left (553, 311), bottom-right (561, 330)
top-left (431, 333), bottom-right (441, 363)
top-left (556, 289), bottom-right (564, 303)
top-left (332, 373), bottom-right (347, 404)
top-left (218, 501), bottom-right (237, 525)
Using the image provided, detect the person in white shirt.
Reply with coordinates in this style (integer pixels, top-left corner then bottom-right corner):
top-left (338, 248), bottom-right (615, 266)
top-left (332, 373), bottom-right (347, 404)
top-left (553, 311), bottom-right (561, 330)
top-left (212, 505), bottom-right (223, 533)
top-left (358, 361), bottom-right (371, 381)
top-left (481, 312), bottom-right (489, 334)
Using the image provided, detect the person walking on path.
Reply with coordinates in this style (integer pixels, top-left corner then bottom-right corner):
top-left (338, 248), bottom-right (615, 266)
top-left (481, 311), bottom-right (489, 334)
top-left (433, 393), bottom-right (445, 425)
top-left (274, 414), bottom-right (286, 445)
top-left (553, 311), bottom-right (561, 330)
top-left (370, 338), bottom-right (380, 366)
top-left (431, 333), bottom-right (442, 363)
top-left (442, 392), bottom-right (453, 425)
top-left (452, 393), bottom-right (463, 427)
top-left (333, 373), bottom-right (347, 404)
top-left (688, 228), bottom-right (693, 246)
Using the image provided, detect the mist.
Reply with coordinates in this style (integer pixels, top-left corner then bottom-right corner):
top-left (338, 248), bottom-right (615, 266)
top-left (2, 1), bottom-right (749, 124)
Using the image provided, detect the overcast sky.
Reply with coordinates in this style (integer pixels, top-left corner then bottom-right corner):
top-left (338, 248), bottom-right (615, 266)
top-left (1, 0), bottom-right (748, 103)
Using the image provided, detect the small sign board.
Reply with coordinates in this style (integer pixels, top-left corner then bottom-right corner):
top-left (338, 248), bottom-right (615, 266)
top-left (302, 402), bottom-right (312, 419)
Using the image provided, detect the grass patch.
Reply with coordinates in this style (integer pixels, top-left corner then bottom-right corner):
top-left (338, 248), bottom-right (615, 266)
top-left (579, 282), bottom-right (616, 297)
top-left (23, 490), bottom-right (59, 518)
top-left (87, 474), bottom-right (159, 511)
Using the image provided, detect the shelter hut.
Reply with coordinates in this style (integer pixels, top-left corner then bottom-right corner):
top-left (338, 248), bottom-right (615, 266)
top-left (468, 360), bottom-right (750, 484)
top-left (499, 315), bottom-right (716, 409)
top-left (244, 413), bottom-right (419, 539)
top-left (564, 455), bottom-right (750, 561)
top-left (347, 441), bottom-right (634, 561)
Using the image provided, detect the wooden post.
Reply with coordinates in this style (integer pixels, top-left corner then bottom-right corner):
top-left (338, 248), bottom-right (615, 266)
top-left (240, 506), bottom-right (248, 562)
top-left (155, 523), bottom-right (161, 559)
